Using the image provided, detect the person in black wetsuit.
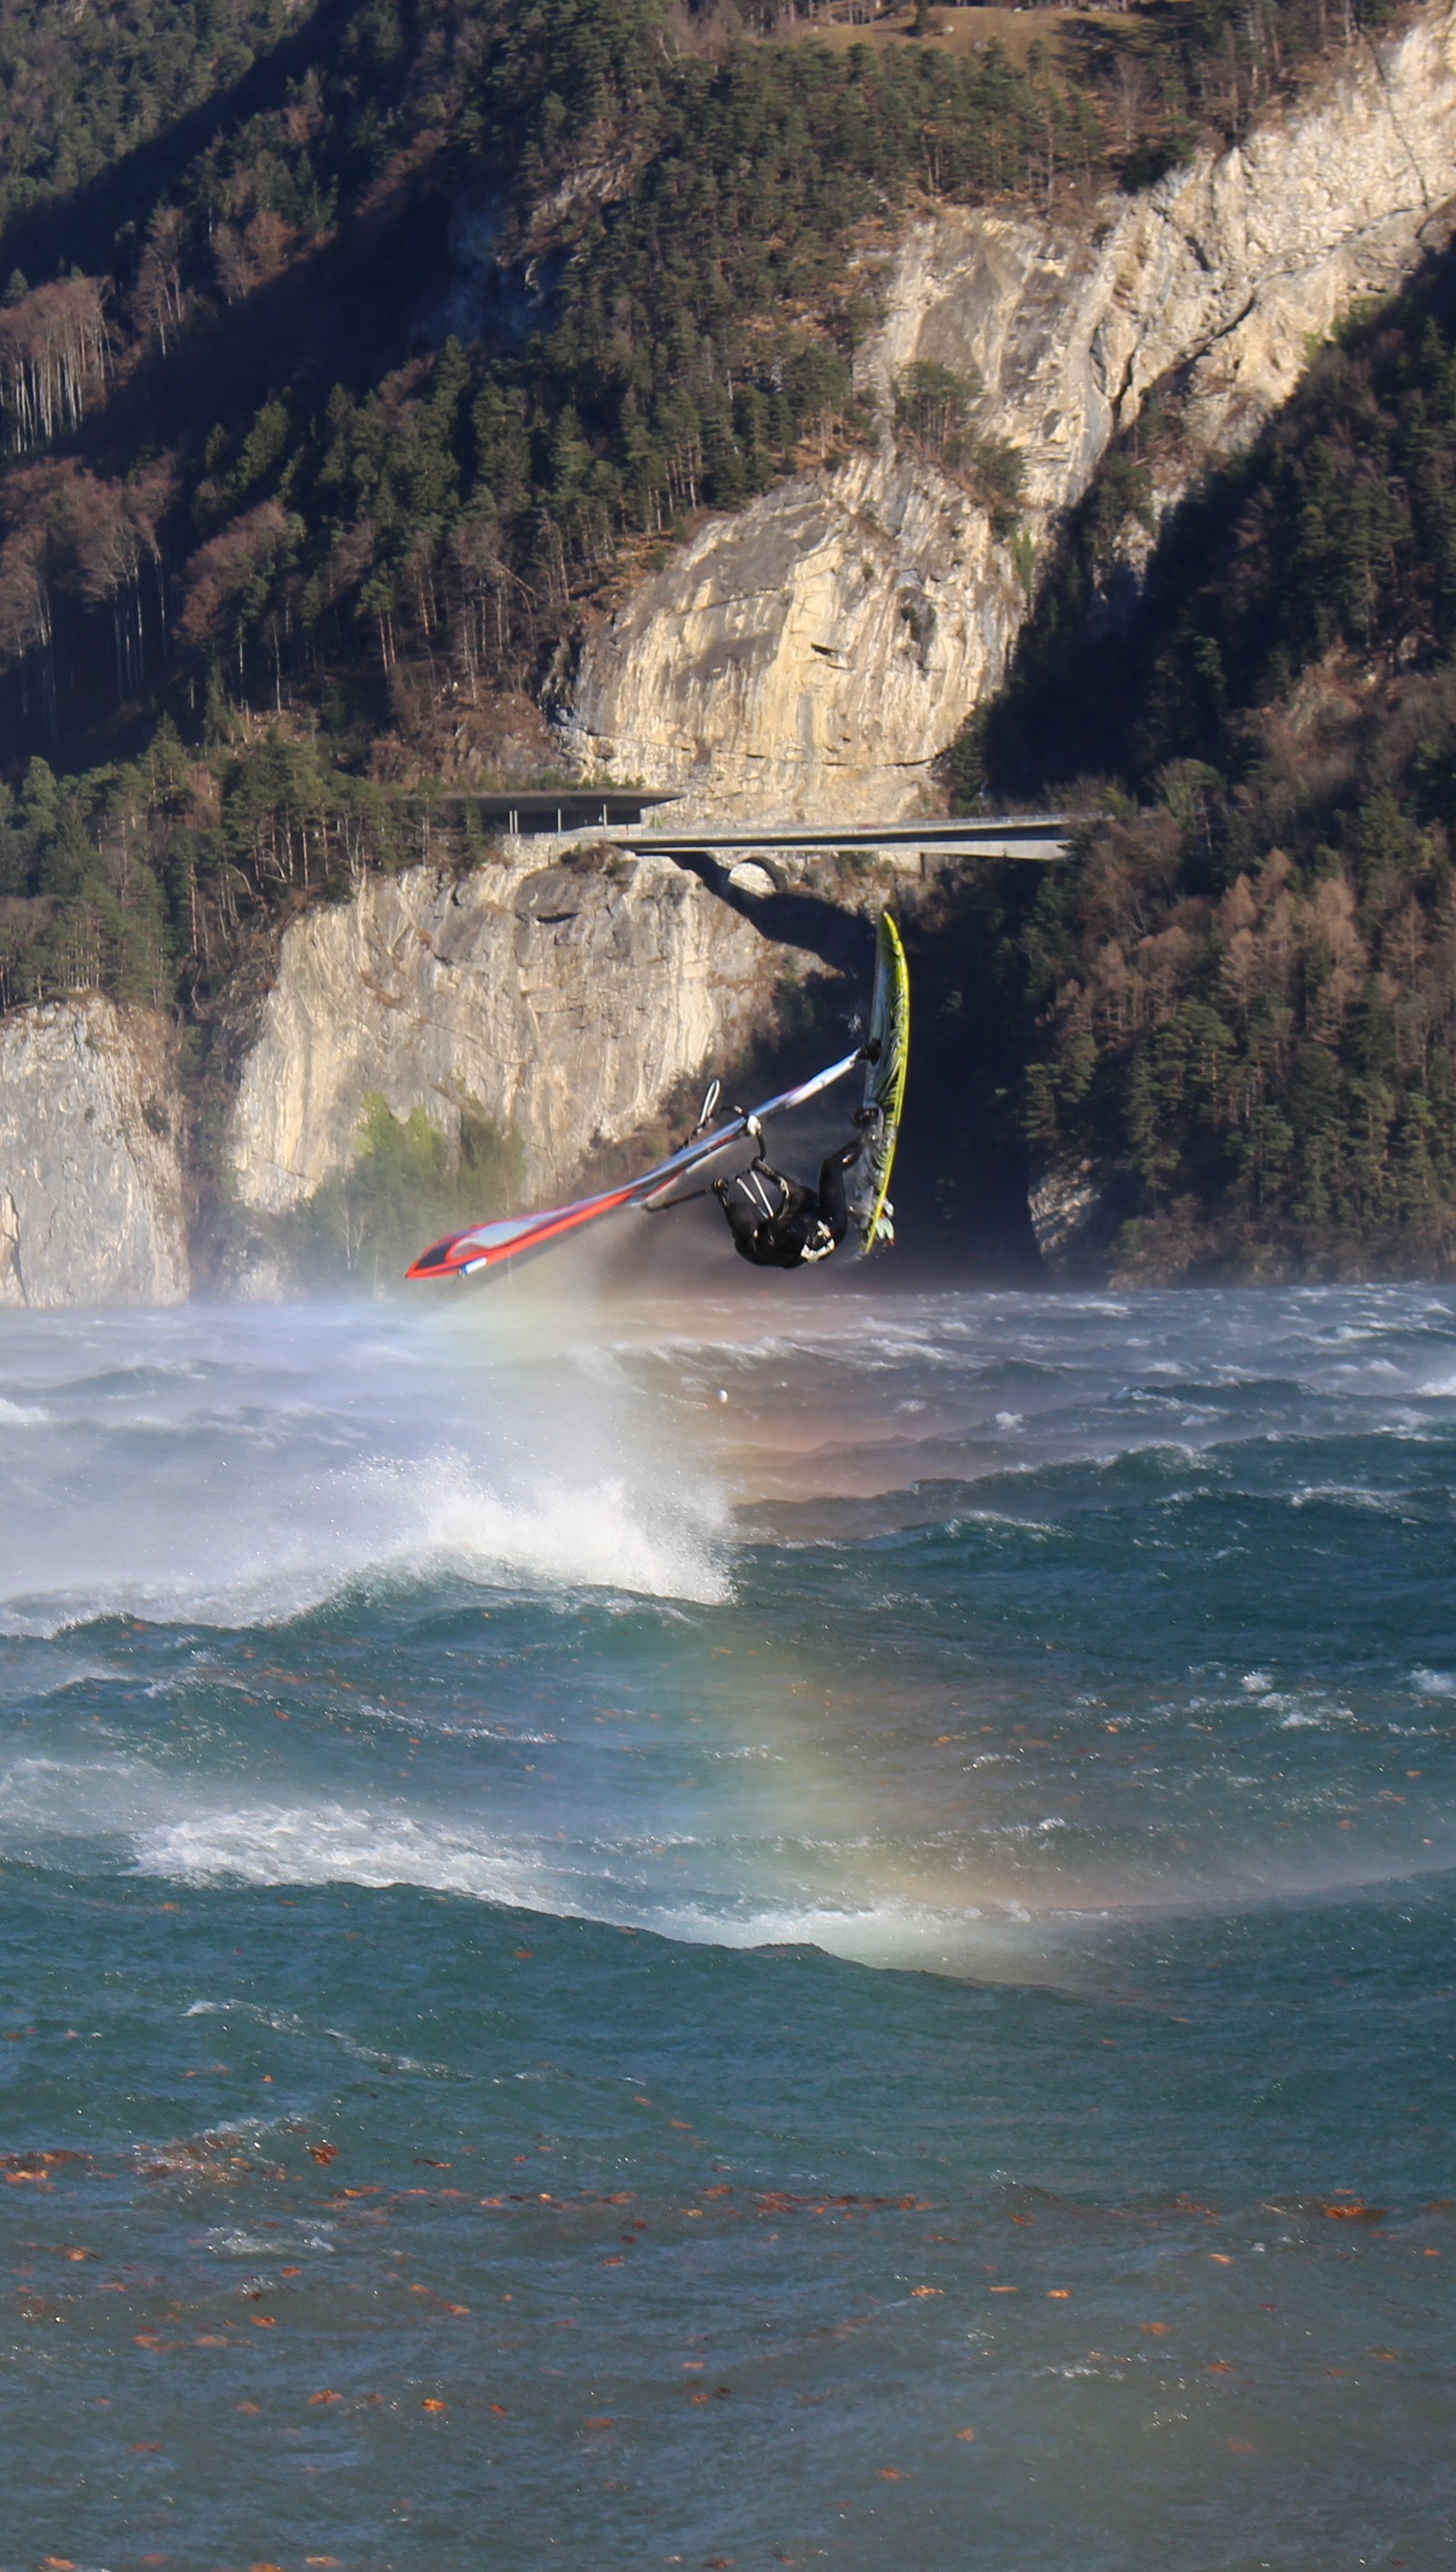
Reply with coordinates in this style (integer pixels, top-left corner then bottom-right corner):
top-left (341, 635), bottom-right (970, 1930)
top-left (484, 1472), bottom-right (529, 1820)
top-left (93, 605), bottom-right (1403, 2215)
top-left (711, 1119), bottom-right (866, 1270)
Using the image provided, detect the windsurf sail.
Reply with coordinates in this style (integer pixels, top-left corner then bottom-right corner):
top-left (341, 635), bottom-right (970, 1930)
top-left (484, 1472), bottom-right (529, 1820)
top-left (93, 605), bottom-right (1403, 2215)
top-left (405, 1048), bottom-right (861, 1283)
top-left (846, 912), bottom-right (910, 1255)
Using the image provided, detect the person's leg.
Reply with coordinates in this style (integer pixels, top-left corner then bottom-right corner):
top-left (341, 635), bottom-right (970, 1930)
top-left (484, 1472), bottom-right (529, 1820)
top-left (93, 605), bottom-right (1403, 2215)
top-left (815, 1138), bottom-right (861, 1243)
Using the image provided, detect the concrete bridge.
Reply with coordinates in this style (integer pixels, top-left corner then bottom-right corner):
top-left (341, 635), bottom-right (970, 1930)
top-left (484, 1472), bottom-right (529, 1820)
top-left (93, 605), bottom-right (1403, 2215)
top-left (431, 791), bottom-right (1071, 874)
top-left (612, 814), bottom-right (1070, 867)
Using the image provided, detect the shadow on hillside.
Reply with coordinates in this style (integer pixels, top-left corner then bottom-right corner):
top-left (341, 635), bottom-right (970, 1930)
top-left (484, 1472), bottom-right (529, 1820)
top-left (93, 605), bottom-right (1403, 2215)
top-left (672, 856), bottom-right (879, 978)
top-left (0, 0), bottom-right (363, 286)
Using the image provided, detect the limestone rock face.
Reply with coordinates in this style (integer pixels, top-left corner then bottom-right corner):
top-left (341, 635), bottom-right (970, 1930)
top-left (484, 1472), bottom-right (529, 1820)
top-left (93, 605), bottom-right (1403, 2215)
top-left (1028, 1158), bottom-right (1127, 1279)
top-left (226, 849), bottom-right (804, 1216)
top-left (0, 997), bottom-right (188, 1307)
top-left (567, 448), bottom-right (1012, 828)
top-left (565, 4), bottom-right (1456, 819)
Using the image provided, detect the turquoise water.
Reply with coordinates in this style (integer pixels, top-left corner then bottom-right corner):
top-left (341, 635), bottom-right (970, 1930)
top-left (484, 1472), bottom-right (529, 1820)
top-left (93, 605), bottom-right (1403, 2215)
top-left (0, 1281), bottom-right (1451, 2570)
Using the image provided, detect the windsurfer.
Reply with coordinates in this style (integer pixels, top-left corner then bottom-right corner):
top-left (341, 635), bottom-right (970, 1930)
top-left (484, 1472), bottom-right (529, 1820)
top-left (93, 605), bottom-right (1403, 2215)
top-left (711, 1105), bottom-right (885, 1271)
top-left (404, 915), bottom-right (905, 1287)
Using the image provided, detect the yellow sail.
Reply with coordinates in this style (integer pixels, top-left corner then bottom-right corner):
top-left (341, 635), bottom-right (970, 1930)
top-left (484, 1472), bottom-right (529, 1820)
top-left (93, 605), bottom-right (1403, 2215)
top-left (851, 911), bottom-right (910, 1255)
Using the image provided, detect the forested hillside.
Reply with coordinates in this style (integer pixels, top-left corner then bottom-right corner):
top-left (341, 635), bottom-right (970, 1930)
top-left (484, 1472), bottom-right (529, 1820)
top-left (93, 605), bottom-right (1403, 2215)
top-left (0, 0), bottom-right (1441, 1286)
top-left (0, 0), bottom-right (1390, 786)
top-left (0, 0), bottom-right (1099, 802)
top-left (0, 0), bottom-right (1385, 1023)
top-left (959, 254), bottom-right (1456, 1277)
top-left (0, 0), bottom-right (297, 234)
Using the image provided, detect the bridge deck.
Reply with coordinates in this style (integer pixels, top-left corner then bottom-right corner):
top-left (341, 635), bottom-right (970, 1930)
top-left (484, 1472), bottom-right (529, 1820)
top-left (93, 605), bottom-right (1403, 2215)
top-left (419, 789), bottom-right (1072, 861)
top-left (616, 816), bottom-right (1068, 861)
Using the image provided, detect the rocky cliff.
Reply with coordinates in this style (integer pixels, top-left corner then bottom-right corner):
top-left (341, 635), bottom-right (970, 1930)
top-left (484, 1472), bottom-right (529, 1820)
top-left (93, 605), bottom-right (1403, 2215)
top-left (564, 3), bottom-right (1456, 821)
top-left (224, 846), bottom-right (819, 1227)
top-left (0, 997), bottom-right (188, 1307)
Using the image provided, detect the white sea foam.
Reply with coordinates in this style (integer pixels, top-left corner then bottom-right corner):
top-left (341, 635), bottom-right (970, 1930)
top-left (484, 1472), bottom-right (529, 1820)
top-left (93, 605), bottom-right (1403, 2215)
top-left (0, 1444), bottom-right (728, 1634)
top-left (184, 1994), bottom-right (448, 2074)
top-left (360, 1455), bottom-right (731, 1605)
top-left (0, 1751), bottom-right (157, 1832)
top-left (126, 1798), bottom-right (1069, 1976)
top-left (639, 1890), bottom-right (1096, 1976)
top-left (207, 2224), bottom-right (337, 2256)
top-left (133, 1801), bottom-right (568, 1904)
top-left (0, 1301), bottom-right (736, 1631)
top-left (8, 1746), bottom-right (1446, 1984)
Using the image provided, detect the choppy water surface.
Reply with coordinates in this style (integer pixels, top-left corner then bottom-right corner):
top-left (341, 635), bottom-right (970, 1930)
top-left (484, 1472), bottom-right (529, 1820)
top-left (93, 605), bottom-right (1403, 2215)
top-left (0, 1281), bottom-right (1451, 2570)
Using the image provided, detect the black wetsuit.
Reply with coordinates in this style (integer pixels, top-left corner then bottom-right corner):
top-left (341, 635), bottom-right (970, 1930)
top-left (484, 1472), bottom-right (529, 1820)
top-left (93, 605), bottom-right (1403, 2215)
top-left (713, 1138), bottom-right (860, 1270)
